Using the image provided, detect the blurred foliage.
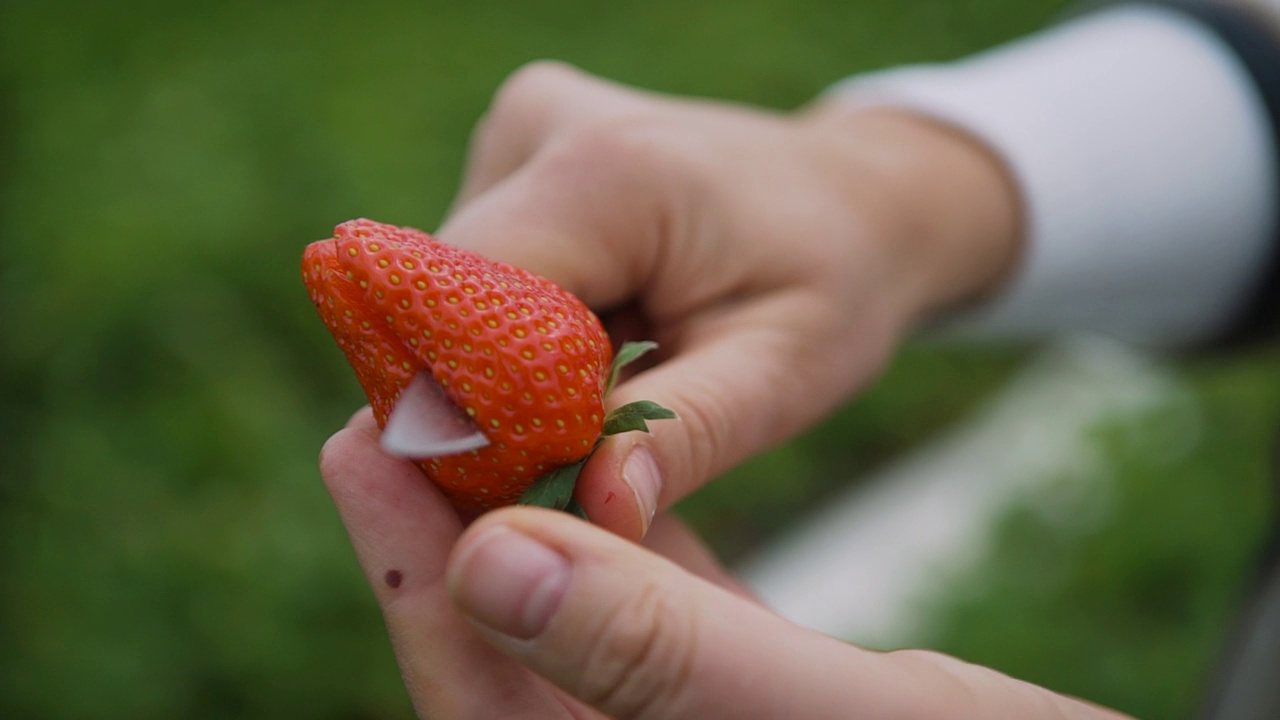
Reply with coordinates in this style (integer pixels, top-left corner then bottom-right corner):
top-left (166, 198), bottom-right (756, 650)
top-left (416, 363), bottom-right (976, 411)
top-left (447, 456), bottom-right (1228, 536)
top-left (919, 350), bottom-right (1280, 719)
top-left (3, 0), bottom-right (1276, 719)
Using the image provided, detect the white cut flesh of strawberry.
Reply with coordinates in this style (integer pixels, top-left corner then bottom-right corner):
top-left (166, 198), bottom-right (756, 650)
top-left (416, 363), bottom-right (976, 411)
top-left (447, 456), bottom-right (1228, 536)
top-left (380, 371), bottom-right (490, 458)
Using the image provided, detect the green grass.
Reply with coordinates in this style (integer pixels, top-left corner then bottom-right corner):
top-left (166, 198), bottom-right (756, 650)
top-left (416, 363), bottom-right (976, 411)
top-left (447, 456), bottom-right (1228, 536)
top-left (4, 1), bottom-right (1277, 718)
top-left (918, 349), bottom-right (1280, 719)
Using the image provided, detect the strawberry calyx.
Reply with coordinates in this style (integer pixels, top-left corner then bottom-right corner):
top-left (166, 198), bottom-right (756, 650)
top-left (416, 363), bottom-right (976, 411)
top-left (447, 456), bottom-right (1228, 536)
top-left (517, 341), bottom-right (675, 519)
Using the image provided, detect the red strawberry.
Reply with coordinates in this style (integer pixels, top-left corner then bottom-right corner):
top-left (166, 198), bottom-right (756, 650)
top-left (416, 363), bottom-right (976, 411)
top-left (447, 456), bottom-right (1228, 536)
top-left (303, 219), bottom-right (671, 518)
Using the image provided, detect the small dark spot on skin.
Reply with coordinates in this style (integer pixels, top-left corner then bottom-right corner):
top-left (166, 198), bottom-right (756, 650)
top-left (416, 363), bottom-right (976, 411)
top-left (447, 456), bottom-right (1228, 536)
top-left (385, 569), bottom-right (403, 588)
top-left (605, 491), bottom-right (616, 504)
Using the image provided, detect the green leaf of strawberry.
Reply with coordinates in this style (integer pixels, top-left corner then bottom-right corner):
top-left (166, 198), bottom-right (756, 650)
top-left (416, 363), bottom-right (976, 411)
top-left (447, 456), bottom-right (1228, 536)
top-left (564, 498), bottom-right (590, 520)
top-left (602, 401), bottom-right (679, 436)
top-left (606, 340), bottom-right (658, 394)
top-left (518, 456), bottom-right (588, 511)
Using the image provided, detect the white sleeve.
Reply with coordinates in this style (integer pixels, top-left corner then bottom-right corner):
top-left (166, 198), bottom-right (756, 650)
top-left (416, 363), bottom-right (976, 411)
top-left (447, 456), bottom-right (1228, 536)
top-left (828, 4), bottom-right (1278, 347)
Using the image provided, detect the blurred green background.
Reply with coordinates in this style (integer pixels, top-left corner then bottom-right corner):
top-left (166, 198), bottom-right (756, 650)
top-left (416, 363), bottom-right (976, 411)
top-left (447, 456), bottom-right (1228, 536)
top-left (2, 1), bottom-right (1277, 718)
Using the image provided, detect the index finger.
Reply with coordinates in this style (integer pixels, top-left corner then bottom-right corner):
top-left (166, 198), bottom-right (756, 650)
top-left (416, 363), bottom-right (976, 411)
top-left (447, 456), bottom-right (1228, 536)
top-left (318, 422), bottom-right (570, 718)
top-left (454, 61), bottom-right (653, 207)
top-left (437, 122), bottom-right (688, 311)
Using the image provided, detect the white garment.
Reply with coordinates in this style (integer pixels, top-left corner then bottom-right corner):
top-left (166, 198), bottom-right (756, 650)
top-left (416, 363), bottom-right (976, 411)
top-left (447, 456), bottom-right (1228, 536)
top-left (829, 5), bottom-right (1278, 347)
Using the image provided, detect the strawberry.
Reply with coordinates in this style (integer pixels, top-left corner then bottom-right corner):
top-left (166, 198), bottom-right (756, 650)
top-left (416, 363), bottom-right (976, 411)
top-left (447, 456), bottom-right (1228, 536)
top-left (303, 219), bottom-right (672, 518)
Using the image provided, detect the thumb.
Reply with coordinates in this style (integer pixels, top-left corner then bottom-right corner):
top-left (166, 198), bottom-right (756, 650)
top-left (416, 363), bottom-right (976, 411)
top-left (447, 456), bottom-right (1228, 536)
top-left (446, 507), bottom-right (1128, 720)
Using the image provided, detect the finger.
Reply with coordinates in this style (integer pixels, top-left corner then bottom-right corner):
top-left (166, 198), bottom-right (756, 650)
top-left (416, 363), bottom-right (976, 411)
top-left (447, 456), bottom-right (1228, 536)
top-left (318, 426), bottom-right (570, 718)
top-left (345, 405), bottom-right (375, 429)
top-left (438, 126), bottom-right (685, 309)
top-left (641, 513), bottom-right (756, 601)
top-left (455, 61), bottom-right (653, 206)
top-left (448, 507), bottom-right (1130, 720)
top-left (578, 290), bottom-right (894, 538)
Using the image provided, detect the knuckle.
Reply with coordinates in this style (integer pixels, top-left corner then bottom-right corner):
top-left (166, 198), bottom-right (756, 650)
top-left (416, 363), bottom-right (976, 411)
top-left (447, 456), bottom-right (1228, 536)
top-left (885, 650), bottom-right (1080, 720)
top-left (885, 649), bottom-right (989, 714)
top-left (317, 430), bottom-right (349, 484)
top-left (549, 116), bottom-right (677, 174)
top-left (665, 381), bottom-right (734, 483)
top-left (517, 116), bottom-right (699, 220)
top-left (574, 581), bottom-right (698, 720)
top-left (489, 59), bottom-right (580, 123)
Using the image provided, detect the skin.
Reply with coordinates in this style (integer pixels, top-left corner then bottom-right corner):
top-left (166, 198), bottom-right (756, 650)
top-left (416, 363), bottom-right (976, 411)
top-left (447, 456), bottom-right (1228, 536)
top-left (320, 62), bottom-right (1132, 718)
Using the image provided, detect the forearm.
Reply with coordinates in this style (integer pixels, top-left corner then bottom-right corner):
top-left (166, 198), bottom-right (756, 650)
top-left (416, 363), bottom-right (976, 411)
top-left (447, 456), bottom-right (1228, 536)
top-left (795, 105), bottom-right (1023, 324)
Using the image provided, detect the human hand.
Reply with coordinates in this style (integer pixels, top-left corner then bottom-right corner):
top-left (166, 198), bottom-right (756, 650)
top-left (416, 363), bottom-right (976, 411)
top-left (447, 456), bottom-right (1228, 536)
top-left (321, 409), bottom-right (1127, 719)
top-left (435, 62), bottom-right (1022, 540)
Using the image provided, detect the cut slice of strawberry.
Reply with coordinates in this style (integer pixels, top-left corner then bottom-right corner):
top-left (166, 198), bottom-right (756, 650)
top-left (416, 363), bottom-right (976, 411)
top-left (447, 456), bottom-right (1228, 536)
top-left (380, 370), bottom-right (490, 459)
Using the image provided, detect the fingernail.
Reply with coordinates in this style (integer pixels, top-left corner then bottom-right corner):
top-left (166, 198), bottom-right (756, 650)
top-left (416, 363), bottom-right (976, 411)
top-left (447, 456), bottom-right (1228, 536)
top-left (623, 447), bottom-right (661, 532)
top-left (451, 527), bottom-right (570, 639)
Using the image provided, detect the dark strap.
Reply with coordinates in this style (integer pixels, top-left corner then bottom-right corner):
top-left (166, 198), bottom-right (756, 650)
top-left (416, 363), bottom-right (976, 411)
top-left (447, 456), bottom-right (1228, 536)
top-left (1071, 5), bottom-right (1280, 717)
top-left (1198, 530), bottom-right (1280, 719)
top-left (1195, 433), bottom-right (1280, 719)
top-left (1151, 5), bottom-right (1280, 714)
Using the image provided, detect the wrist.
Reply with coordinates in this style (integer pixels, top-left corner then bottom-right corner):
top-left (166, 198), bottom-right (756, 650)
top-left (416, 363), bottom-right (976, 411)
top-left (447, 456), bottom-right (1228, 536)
top-left (796, 103), bottom-right (1023, 324)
